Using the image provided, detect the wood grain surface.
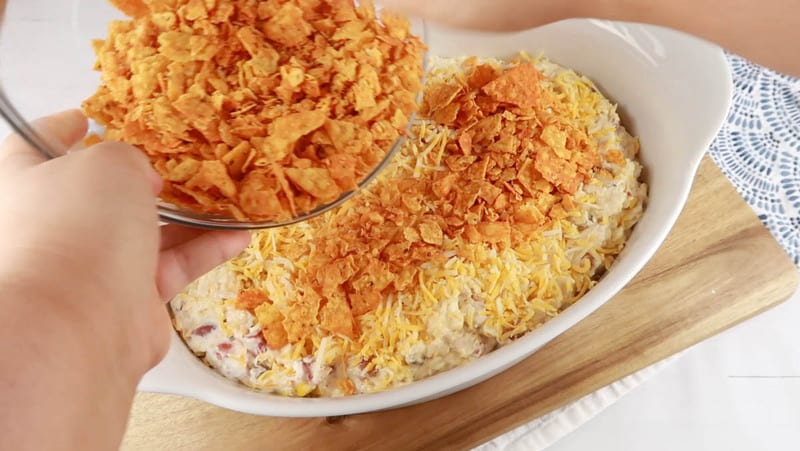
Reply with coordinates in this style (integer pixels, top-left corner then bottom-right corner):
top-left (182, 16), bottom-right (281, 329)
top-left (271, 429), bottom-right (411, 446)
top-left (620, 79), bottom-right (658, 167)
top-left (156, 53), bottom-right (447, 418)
top-left (122, 157), bottom-right (799, 451)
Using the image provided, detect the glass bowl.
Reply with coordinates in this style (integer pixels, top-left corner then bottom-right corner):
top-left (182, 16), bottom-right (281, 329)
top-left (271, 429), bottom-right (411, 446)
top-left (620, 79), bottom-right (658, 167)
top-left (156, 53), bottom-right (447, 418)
top-left (0, 0), bottom-right (426, 229)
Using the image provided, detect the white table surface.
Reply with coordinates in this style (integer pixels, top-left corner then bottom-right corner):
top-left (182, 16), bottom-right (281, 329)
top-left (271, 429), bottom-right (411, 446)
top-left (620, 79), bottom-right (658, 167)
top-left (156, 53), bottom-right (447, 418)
top-left (548, 286), bottom-right (800, 451)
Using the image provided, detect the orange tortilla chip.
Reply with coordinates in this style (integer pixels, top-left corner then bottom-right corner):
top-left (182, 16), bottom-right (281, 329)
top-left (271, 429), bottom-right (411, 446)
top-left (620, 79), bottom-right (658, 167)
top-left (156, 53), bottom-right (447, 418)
top-left (158, 31), bottom-right (219, 63)
top-left (264, 2), bottom-right (314, 48)
top-left (236, 289), bottom-right (269, 312)
top-left (186, 160), bottom-right (238, 198)
top-left (182, 0), bottom-right (209, 21)
top-left (431, 103), bottom-right (460, 126)
top-left (166, 157), bottom-right (202, 183)
top-left (236, 26), bottom-right (280, 70)
top-left (431, 172), bottom-right (459, 198)
top-left (476, 222), bottom-right (511, 244)
top-left (418, 220), bottom-right (444, 246)
top-left (349, 290), bottom-right (382, 317)
top-left (108, 0), bottom-right (149, 18)
top-left (534, 147), bottom-right (581, 194)
top-left (325, 153), bottom-right (358, 190)
top-left (254, 302), bottom-right (289, 349)
top-left (467, 64), bottom-right (499, 89)
top-left (317, 256), bottom-right (358, 297)
top-left (516, 158), bottom-right (541, 195)
top-left (285, 167), bottom-right (339, 202)
top-left (514, 199), bottom-right (546, 225)
top-left (458, 131), bottom-right (473, 155)
top-left (221, 141), bottom-right (253, 178)
top-left (540, 125), bottom-right (568, 150)
top-left (318, 295), bottom-right (356, 339)
top-left (351, 259), bottom-right (395, 292)
top-left (482, 63), bottom-right (542, 110)
top-left (471, 114), bottom-right (503, 144)
top-left (284, 290), bottom-right (321, 343)
top-left (264, 110), bottom-right (328, 161)
top-left (173, 184), bottom-right (220, 209)
top-left (238, 170), bottom-right (284, 219)
top-left (474, 94), bottom-right (501, 115)
top-left (324, 119), bottom-right (359, 152)
top-left (422, 82), bottom-right (462, 115)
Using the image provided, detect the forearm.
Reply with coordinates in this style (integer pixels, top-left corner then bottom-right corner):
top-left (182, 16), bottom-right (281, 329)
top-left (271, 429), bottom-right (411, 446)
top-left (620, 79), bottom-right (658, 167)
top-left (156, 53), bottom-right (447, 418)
top-left (390, 0), bottom-right (800, 76)
top-left (396, 0), bottom-right (574, 31)
top-left (595, 0), bottom-right (800, 76)
top-left (0, 278), bottom-right (137, 451)
top-left (0, 109), bottom-right (236, 451)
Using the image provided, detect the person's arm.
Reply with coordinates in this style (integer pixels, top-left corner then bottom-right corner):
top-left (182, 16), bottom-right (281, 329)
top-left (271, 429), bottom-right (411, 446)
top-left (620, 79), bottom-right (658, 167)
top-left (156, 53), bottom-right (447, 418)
top-left (0, 111), bottom-right (249, 450)
top-left (0, 281), bottom-right (142, 451)
top-left (383, 0), bottom-right (800, 77)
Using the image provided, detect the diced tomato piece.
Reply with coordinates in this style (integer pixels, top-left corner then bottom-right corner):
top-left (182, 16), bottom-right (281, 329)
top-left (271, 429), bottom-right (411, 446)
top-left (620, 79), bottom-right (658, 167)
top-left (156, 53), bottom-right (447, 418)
top-left (192, 324), bottom-right (215, 337)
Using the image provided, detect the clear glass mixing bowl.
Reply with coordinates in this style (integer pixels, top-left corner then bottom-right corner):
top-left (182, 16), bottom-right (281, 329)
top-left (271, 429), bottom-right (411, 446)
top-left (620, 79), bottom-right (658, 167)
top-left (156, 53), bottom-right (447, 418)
top-left (0, 0), bottom-right (425, 229)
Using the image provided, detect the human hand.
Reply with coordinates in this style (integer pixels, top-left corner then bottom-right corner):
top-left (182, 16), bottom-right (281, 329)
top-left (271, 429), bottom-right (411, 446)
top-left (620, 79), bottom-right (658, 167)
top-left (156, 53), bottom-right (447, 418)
top-left (0, 110), bottom-right (249, 450)
top-left (0, 109), bottom-right (249, 372)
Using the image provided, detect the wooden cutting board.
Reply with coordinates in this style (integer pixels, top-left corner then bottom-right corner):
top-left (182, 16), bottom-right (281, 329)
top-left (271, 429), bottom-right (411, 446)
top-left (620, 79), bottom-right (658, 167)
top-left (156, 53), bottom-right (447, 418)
top-left (122, 157), bottom-right (799, 451)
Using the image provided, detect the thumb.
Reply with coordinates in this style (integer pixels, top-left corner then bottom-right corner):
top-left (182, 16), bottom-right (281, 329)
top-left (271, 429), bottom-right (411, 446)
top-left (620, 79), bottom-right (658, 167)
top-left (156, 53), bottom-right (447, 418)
top-left (157, 230), bottom-right (250, 301)
top-left (0, 109), bottom-right (88, 173)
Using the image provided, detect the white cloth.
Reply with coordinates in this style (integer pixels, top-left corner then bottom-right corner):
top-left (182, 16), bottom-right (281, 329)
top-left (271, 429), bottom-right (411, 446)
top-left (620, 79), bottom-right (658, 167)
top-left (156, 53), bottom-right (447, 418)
top-left (475, 356), bottom-right (683, 451)
top-left (548, 288), bottom-right (800, 451)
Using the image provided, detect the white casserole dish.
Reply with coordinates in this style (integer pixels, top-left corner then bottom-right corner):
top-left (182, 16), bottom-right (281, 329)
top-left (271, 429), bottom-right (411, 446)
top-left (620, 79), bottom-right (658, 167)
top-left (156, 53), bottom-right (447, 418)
top-left (137, 18), bottom-right (732, 416)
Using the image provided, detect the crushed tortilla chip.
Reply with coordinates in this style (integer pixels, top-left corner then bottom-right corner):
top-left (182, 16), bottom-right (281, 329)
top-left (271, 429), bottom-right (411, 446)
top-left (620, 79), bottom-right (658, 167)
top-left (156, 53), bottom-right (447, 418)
top-left (83, 0), bottom-right (425, 221)
top-left (285, 167), bottom-right (339, 202)
top-left (186, 160), bottom-right (238, 199)
top-left (482, 63), bottom-right (542, 110)
top-left (108, 0), bottom-right (149, 18)
top-left (236, 289), bottom-right (270, 312)
top-left (254, 302), bottom-right (289, 349)
top-left (283, 289), bottom-right (321, 344)
top-left (349, 290), bottom-right (382, 316)
top-left (318, 294), bottom-right (356, 338)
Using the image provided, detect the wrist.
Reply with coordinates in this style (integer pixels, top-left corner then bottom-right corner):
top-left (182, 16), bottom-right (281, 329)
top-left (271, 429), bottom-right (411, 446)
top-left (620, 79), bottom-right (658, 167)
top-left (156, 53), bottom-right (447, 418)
top-left (0, 268), bottom-right (149, 387)
top-left (0, 276), bottom-right (139, 450)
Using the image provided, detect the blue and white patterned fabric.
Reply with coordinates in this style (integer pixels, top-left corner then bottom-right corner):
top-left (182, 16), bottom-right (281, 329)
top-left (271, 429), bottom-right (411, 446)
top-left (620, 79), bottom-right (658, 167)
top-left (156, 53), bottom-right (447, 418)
top-left (708, 54), bottom-right (800, 266)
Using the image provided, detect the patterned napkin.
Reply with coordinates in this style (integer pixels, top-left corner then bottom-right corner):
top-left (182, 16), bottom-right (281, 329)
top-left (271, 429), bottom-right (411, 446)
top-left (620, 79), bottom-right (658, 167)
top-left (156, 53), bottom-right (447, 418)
top-left (477, 54), bottom-right (800, 451)
top-left (710, 54), bottom-right (800, 265)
